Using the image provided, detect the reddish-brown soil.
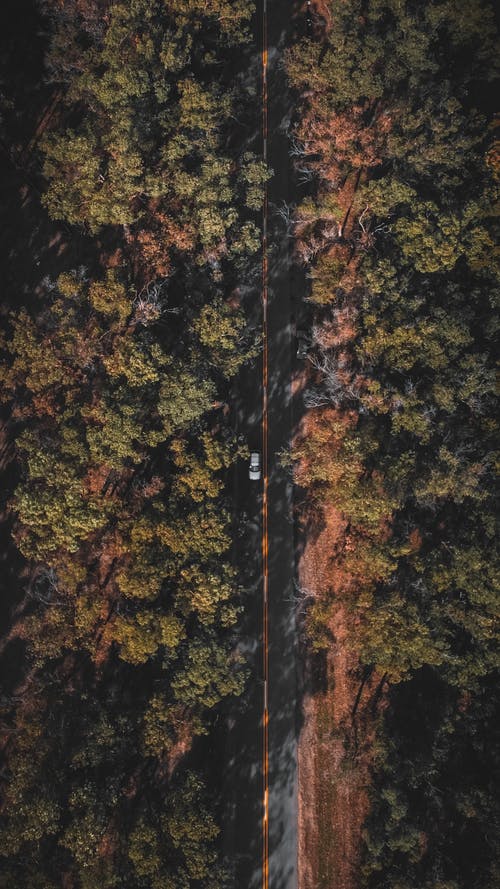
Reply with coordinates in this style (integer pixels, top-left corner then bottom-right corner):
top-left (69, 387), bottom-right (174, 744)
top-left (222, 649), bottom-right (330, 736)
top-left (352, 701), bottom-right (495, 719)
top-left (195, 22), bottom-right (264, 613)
top-left (297, 499), bottom-right (383, 889)
top-left (292, 33), bottom-right (389, 879)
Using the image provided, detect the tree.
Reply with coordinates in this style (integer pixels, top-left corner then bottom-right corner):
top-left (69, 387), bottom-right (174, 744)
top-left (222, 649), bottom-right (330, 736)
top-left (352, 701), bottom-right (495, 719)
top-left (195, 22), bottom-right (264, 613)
top-left (192, 297), bottom-right (258, 378)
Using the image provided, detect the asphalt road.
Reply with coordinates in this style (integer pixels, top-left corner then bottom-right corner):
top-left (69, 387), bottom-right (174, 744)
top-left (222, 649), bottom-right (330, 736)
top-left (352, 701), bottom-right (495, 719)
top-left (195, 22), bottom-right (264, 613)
top-left (219, 2), bottom-right (304, 887)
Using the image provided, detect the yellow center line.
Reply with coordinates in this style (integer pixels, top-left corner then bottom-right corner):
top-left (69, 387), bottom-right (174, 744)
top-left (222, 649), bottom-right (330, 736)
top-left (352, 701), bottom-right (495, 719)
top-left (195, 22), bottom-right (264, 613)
top-left (261, 2), bottom-right (269, 889)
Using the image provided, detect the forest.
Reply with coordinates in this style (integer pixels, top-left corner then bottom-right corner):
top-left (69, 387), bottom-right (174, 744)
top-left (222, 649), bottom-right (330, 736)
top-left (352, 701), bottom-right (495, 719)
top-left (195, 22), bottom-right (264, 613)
top-left (287, 1), bottom-right (499, 887)
top-left (0, 0), bottom-right (263, 886)
top-left (0, 0), bottom-right (498, 887)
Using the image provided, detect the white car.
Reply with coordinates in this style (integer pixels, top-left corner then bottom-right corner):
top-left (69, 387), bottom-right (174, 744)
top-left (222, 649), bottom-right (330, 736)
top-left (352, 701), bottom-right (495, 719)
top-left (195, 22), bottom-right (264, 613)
top-left (249, 451), bottom-right (262, 480)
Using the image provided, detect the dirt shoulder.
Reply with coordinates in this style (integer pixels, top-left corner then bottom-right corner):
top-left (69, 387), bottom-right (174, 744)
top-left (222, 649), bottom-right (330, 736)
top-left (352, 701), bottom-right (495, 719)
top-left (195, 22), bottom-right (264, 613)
top-left (297, 498), bottom-right (383, 889)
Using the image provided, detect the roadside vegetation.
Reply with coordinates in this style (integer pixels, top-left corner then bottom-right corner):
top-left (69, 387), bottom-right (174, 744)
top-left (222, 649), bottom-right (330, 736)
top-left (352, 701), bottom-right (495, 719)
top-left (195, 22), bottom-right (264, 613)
top-left (0, 1), bottom-right (262, 885)
top-left (287, 1), bottom-right (499, 886)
